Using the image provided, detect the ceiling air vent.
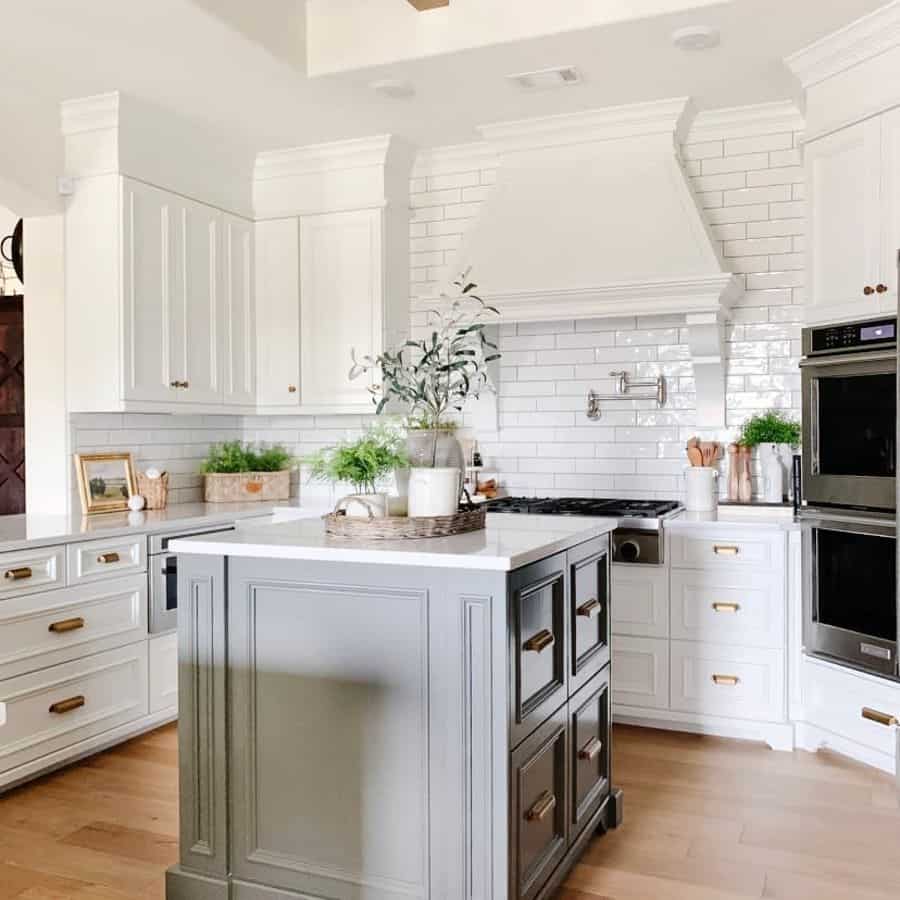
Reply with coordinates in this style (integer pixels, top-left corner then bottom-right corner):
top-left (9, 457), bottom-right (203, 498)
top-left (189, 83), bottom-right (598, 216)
top-left (507, 66), bottom-right (582, 92)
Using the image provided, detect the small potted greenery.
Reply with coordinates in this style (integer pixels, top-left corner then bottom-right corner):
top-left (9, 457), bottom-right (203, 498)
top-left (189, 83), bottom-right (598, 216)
top-left (201, 442), bottom-right (294, 502)
top-left (304, 425), bottom-right (408, 517)
top-left (738, 411), bottom-right (801, 503)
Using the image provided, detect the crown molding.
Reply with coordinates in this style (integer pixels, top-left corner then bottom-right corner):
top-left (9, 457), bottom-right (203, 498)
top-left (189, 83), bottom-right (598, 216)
top-left (60, 91), bottom-right (120, 136)
top-left (477, 97), bottom-right (695, 153)
top-left (786, 0), bottom-right (900, 88)
top-left (687, 100), bottom-right (805, 143)
top-left (411, 142), bottom-right (498, 178)
top-left (254, 135), bottom-right (395, 181)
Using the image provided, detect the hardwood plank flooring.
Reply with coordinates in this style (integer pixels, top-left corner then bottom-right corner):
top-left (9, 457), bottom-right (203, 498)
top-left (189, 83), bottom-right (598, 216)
top-left (0, 723), bottom-right (897, 899)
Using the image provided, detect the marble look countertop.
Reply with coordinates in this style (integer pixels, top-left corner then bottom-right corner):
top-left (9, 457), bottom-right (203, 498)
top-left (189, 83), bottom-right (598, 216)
top-left (0, 501), bottom-right (325, 554)
top-left (171, 513), bottom-right (619, 571)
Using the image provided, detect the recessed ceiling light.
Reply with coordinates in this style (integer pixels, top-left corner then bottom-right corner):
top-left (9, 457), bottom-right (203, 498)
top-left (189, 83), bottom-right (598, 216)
top-left (671, 25), bottom-right (720, 51)
top-left (369, 78), bottom-right (416, 99)
top-left (507, 66), bottom-right (582, 92)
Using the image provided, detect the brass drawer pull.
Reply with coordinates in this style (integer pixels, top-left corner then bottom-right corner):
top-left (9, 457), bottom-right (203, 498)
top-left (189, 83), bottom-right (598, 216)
top-left (523, 629), bottom-right (554, 653)
top-left (712, 602), bottom-right (740, 613)
top-left (576, 598), bottom-right (602, 619)
top-left (96, 552), bottom-right (120, 564)
top-left (48, 617), bottom-right (85, 634)
top-left (862, 707), bottom-right (899, 727)
top-left (713, 545), bottom-right (739, 556)
top-left (712, 674), bottom-right (740, 686)
top-left (49, 695), bottom-right (85, 715)
top-left (4, 566), bottom-right (32, 581)
top-left (578, 736), bottom-right (603, 761)
top-left (524, 790), bottom-right (556, 823)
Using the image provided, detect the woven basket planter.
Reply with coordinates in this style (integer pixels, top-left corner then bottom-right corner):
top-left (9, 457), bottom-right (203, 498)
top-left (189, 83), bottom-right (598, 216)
top-left (324, 502), bottom-right (486, 540)
top-left (137, 472), bottom-right (169, 510)
top-left (203, 470), bottom-right (291, 503)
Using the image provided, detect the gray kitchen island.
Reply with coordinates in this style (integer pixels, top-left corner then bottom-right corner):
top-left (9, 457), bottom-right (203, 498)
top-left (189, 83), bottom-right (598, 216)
top-left (165, 513), bottom-right (622, 900)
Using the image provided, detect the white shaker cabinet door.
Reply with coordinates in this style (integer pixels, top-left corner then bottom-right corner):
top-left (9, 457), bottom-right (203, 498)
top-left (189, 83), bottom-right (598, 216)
top-left (805, 119), bottom-right (881, 322)
top-left (121, 178), bottom-right (178, 403)
top-left (879, 106), bottom-right (900, 310)
top-left (299, 209), bottom-right (382, 410)
top-left (255, 218), bottom-right (301, 408)
top-left (222, 214), bottom-right (256, 406)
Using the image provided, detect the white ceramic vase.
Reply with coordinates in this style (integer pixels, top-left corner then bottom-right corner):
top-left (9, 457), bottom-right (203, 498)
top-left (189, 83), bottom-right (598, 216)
top-left (408, 467), bottom-right (461, 518)
top-left (341, 493), bottom-right (388, 518)
top-left (760, 443), bottom-right (784, 503)
top-left (684, 467), bottom-right (719, 512)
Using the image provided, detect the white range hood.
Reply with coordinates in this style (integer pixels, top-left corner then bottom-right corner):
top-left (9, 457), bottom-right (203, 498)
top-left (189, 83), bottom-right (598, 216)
top-left (414, 97), bottom-right (742, 426)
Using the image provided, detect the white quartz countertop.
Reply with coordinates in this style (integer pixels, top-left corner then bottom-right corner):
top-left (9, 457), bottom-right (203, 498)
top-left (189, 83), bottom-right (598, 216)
top-left (0, 501), bottom-right (325, 553)
top-left (667, 504), bottom-right (801, 531)
top-left (171, 513), bottom-right (619, 571)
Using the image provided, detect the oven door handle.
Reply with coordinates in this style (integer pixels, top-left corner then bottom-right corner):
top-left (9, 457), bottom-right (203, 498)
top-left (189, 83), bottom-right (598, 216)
top-left (160, 557), bottom-right (178, 577)
top-left (799, 350), bottom-right (898, 368)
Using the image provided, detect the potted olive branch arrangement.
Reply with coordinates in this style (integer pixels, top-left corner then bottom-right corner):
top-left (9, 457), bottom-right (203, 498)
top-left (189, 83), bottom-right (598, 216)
top-left (349, 274), bottom-right (501, 516)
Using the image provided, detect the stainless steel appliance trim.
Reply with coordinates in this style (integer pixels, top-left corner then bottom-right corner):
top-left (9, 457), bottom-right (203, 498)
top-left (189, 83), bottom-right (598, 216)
top-left (799, 350), bottom-right (898, 367)
top-left (150, 524), bottom-right (238, 555)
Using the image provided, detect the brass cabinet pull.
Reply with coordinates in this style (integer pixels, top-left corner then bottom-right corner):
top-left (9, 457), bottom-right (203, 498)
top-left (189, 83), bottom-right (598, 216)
top-left (862, 707), bottom-right (899, 727)
top-left (576, 598), bottom-right (602, 619)
top-left (712, 602), bottom-right (741, 613)
top-left (523, 629), bottom-right (554, 653)
top-left (288, 385), bottom-right (298, 393)
top-left (48, 617), bottom-right (85, 634)
top-left (578, 736), bottom-right (603, 761)
top-left (524, 790), bottom-right (556, 822)
top-left (4, 566), bottom-right (32, 581)
top-left (864, 285), bottom-right (875, 295)
top-left (713, 545), bottom-right (739, 556)
top-left (712, 674), bottom-right (740, 686)
top-left (96, 552), bottom-right (120, 564)
top-left (876, 284), bottom-right (889, 294)
top-left (49, 695), bottom-right (85, 715)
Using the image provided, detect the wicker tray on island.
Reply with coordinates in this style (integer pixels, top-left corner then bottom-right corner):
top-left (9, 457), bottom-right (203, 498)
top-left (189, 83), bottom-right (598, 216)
top-left (324, 500), bottom-right (486, 540)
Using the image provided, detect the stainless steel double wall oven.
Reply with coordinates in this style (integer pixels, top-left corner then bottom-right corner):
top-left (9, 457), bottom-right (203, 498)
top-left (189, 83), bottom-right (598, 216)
top-left (800, 316), bottom-right (898, 679)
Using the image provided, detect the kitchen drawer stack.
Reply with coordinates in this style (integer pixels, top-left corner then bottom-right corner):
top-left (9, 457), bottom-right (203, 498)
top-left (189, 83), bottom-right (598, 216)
top-left (507, 535), bottom-right (619, 900)
top-left (0, 535), bottom-right (177, 790)
top-left (611, 526), bottom-right (791, 749)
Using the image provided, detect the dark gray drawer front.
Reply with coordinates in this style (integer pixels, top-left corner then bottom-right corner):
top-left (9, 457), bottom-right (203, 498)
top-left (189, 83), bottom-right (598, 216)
top-left (509, 553), bottom-right (568, 748)
top-left (568, 537), bottom-right (610, 695)
top-left (570, 666), bottom-right (610, 836)
top-left (510, 708), bottom-right (568, 900)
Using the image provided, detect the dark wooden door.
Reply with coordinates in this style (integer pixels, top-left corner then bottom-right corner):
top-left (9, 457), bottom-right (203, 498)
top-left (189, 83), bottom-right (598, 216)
top-left (0, 296), bottom-right (25, 513)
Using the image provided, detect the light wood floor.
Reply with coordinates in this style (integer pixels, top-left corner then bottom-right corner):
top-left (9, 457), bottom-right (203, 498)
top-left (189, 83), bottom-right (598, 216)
top-left (0, 724), bottom-right (897, 899)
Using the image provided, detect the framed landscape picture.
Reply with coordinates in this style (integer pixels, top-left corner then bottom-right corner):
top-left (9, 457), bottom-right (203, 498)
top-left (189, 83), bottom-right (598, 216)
top-left (74, 452), bottom-right (137, 514)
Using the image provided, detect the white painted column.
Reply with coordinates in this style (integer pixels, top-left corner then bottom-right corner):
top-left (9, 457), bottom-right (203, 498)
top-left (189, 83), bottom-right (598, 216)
top-left (24, 214), bottom-right (69, 515)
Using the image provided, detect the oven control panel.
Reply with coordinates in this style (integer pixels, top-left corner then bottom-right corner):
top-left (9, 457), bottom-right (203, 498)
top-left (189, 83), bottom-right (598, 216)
top-left (806, 317), bottom-right (897, 355)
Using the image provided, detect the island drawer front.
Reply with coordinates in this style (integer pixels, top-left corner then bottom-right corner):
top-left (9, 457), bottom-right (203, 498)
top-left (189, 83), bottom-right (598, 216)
top-left (570, 666), bottom-right (610, 838)
top-left (611, 564), bottom-right (669, 639)
top-left (67, 536), bottom-right (147, 585)
top-left (611, 635), bottom-right (669, 710)
top-left (568, 538), bottom-right (610, 696)
top-left (670, 640), bottom-right (785, 722)
top-left (0, 546), bottom-right (66, 600)
top-left (669, 530), bottom-right (784, 572)
top-left (0, 642), bottom-right (149, 775)
top-left (0, 575), bottom-right (148, 681)
top-left (510, 707), bottom-right (569, 900)
top-left (510, 552), bottom-right (568, 749)
top-left (670, 570), bottom-right (785, 650)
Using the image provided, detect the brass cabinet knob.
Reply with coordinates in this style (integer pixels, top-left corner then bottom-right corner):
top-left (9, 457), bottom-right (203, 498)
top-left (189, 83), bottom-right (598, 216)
top-left (864, 285), bottom-right (875, 295)
top-left (876, 284), bottom-right (889, 293)
top-left (169, 380), bottom-right (180, 388)
top-left (182, 380), bottom-right (189, 389)
top-left (288, 385), bottom-right (298, 393)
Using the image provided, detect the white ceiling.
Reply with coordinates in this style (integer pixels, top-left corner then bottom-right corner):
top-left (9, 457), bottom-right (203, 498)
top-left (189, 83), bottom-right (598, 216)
top-left (0, 0), bottom-right (888, 213)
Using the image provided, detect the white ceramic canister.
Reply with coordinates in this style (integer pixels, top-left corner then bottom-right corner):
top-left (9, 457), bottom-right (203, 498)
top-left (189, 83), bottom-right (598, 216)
top-left (408, 467), bottom-right (461, 518)
top-left (342, 493), bottom-right (388, 518)
top-left (760, 442), bottom-right (785, 503)
top-left (684, 467), bottom-right (719, 512)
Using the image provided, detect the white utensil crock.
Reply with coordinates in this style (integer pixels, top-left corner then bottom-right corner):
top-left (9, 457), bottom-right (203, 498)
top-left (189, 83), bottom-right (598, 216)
top-left (408, 467), bottom-right (461, 518)
top-left (684, 467), bottom-right (719, 512)
top-left (342, 493), bottom-right (388, 518)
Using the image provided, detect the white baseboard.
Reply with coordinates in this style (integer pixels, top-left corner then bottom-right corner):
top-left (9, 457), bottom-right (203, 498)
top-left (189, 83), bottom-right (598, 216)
top-left (794, 720), bottom-right (896, 776)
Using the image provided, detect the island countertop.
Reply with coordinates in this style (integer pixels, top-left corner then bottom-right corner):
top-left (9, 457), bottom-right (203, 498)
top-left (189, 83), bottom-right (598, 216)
top-left (170, 512), bottom-right (619, 571)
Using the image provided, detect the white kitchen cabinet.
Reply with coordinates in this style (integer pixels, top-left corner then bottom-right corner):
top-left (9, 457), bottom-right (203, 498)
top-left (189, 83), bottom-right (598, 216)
top-left (255, 218), bottom-right (301, 408)
top-left (149, 632), bottom-right (178, 714)
top-left (611, 635), bottom-right (669, 710)
top-left (222, 214), bottom-right (256, 406)
top-left (805, 111), bottom-right (900, 324)
top-left (299, 209), bottom-right (383, 411)
top-left (611, 564), bottom-right (668, 638)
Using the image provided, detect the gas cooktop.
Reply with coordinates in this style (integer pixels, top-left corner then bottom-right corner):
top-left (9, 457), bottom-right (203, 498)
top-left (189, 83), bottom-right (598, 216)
top-left (486, 497), bottom-right (682, 520)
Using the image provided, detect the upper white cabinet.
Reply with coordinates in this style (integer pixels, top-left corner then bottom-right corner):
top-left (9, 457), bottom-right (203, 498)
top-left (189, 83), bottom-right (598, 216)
top-left (299, 209), bottom-right (382, 410)
top-left (222, 215), bottom-right (256, 406)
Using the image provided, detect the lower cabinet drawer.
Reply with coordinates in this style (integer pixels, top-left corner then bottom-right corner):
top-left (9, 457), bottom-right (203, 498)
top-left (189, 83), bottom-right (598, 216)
top-left (570, 667), bottom-right (610, 838)
top-left (0, 575), bottom-right (148, 681)
top-left (510, 707), bottom-right (568, 900)
top-left (611, 635), bottom-right (669, 710)
top-left (149, 632), bottom-right (178, 714)
top-left (0, 642), bottom-right (149, 775)
top-left (670, 640), bottom-right (785, 722)
top-left (611, 564), bottom-right (669, 639)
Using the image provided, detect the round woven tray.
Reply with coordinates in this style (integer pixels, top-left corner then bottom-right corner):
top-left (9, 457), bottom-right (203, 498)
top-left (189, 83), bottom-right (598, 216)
top-left (324, 500), bottom-right (486, 540)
